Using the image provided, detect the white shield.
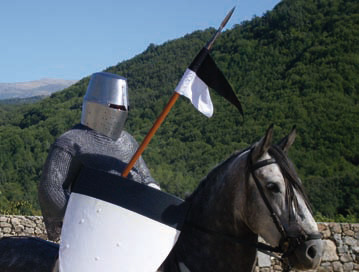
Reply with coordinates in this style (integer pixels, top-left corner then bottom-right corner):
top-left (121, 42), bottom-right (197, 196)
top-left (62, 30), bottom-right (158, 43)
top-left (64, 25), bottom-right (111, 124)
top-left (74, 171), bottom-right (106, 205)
top-left (59, 167), bottom-right (187, 272)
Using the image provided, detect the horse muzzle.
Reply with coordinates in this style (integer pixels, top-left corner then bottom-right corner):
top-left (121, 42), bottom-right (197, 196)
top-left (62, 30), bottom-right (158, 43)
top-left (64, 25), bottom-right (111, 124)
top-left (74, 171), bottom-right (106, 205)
top-left (286, 236), bottom-right (323, 270)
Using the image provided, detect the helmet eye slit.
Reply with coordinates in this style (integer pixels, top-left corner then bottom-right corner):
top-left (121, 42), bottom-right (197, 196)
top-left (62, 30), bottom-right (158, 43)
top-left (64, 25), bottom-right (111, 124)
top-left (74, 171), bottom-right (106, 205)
top-left (109, 104), bottom-right (127, 111)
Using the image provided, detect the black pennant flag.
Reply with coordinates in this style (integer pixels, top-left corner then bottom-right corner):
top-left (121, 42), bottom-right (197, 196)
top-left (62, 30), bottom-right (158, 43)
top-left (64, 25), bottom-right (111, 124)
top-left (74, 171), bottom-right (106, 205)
top-left (175, 47), bottom-right (243, 117)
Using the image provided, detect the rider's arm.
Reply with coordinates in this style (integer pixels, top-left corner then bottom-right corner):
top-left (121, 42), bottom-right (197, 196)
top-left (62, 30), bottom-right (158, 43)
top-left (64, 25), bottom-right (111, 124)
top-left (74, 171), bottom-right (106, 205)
top-left (38, 145), bottom-right (81, 240)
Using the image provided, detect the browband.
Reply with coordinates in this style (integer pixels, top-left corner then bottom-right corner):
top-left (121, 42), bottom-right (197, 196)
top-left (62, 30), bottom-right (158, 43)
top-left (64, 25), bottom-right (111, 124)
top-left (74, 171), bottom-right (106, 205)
top-left (250, 158), bottom-right (277, 172)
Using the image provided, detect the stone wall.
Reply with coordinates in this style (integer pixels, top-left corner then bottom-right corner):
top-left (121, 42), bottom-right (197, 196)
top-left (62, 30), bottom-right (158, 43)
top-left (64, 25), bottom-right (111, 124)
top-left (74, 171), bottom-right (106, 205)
top-left (257, 222), bottom-right (359, 272)
top-left (0, 215), bottom-right (47, 240)
top-left (0, 216), bottom-right (358, 271)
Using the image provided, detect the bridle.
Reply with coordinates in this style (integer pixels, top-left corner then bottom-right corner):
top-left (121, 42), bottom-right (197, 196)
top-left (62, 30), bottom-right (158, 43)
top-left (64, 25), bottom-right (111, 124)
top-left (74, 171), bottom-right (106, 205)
top-left (248, 147), bottom-right (322, 271)
top-left (185, 147), bottom-right (321, 272)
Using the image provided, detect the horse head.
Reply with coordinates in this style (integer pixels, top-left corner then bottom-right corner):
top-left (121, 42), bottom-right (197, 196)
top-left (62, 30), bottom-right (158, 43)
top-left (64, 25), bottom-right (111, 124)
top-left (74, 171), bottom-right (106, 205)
top-left (234, 125), bottom-right (323, 270)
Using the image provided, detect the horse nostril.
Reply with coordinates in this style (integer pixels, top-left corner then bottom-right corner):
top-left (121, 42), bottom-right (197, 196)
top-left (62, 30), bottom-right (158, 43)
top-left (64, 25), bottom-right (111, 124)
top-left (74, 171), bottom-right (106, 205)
top-left (307, 245), bottom-right (317, 259)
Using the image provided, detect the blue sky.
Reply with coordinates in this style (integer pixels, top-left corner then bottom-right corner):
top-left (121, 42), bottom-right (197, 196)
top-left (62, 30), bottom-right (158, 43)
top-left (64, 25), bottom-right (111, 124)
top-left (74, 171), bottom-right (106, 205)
top-left (0, 0), bottom-right (281, 83)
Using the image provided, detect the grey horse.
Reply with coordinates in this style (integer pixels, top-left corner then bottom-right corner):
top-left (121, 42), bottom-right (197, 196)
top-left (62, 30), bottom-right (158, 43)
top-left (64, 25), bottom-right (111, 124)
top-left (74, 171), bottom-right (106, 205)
top-left (0, 125), bottom-right (323, 271)
top-left (158, 125), bottom-right (322, 271)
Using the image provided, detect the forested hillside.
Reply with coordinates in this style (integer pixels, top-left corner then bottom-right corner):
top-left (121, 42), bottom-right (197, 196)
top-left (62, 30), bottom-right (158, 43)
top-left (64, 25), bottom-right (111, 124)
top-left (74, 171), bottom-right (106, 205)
top-left (0, 0), bottom-right (358, 221)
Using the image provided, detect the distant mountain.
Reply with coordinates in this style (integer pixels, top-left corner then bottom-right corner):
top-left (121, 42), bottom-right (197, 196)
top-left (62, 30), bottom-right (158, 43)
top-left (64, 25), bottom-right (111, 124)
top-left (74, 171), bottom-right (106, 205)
top-left (0, 78), bottom-right (78, 99)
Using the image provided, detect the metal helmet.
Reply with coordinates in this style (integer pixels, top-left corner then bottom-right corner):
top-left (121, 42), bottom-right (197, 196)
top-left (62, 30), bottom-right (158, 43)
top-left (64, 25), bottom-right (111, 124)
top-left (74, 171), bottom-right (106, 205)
top-left (81, 72), bottom-right (129, 140)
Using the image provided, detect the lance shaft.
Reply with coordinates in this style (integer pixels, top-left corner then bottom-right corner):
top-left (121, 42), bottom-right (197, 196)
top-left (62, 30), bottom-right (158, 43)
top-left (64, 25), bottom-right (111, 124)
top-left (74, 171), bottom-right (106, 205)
top-left (122, 7), bottom-right (235, 178)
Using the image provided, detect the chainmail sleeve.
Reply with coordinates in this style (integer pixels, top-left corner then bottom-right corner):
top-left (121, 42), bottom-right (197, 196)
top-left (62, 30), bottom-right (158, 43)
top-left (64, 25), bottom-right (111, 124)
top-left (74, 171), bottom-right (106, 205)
top-left (38, 145), bottom-right (81, 241)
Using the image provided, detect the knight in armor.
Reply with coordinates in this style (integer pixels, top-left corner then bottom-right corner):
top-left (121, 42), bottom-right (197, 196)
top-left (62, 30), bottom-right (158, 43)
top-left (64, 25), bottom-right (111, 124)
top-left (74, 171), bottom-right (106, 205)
top-left (38, 72), bottom-right (159, 241)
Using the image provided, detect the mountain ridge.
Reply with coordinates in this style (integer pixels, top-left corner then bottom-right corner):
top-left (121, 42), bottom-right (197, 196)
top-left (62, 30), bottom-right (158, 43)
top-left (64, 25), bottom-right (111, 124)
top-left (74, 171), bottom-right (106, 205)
top-left (0, 78), bottom-right (78, 99)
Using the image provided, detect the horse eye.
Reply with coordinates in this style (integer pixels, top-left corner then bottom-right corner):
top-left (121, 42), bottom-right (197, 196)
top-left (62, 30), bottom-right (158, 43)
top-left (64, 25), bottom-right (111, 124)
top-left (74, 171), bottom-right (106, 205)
top-left (266, 182), bottom-right (280, 193)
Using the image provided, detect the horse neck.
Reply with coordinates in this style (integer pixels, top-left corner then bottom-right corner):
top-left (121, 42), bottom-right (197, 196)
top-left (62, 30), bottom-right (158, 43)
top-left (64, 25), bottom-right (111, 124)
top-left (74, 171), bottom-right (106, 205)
top-left (174, 152), bottom-right (258, 271)
top-left (186, 149), bottom-right (251, 234)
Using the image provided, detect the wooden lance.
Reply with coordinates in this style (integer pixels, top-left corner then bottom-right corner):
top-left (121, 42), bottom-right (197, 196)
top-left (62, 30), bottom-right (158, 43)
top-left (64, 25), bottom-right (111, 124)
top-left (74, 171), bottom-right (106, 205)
top-left (122, 7), bottom-right (235, 178)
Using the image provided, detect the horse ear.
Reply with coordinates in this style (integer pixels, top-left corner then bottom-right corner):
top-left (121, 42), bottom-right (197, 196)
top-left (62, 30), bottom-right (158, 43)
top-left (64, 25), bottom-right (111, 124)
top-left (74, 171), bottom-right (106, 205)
top-left (277, 125), bottom-right (296, 153)
top-left (251, 124), bottom-right (274, 162)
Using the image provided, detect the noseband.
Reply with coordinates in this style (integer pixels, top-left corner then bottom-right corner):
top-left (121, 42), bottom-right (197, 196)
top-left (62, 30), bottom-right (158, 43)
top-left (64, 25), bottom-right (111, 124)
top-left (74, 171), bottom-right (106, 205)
top-left (249, 148), bottom-right (321, 270)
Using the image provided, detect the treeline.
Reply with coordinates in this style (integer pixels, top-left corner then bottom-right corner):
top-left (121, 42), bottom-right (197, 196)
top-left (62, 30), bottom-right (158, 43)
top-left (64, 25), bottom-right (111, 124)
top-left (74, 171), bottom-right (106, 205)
top-left (0, 96), bottom-right (46, 105)
top-left (0, 0), bottom-right (358, 221)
